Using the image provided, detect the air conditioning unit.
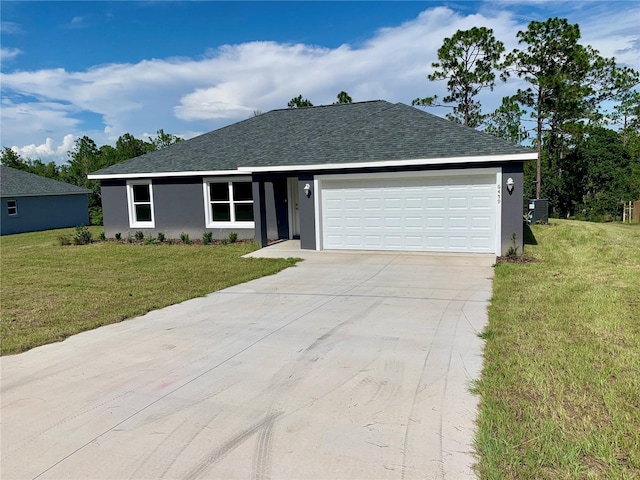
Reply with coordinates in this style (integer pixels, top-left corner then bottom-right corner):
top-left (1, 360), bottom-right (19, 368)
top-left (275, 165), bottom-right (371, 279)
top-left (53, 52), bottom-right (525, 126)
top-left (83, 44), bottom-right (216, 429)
top-left (527, 199), bottom-right (549, 224)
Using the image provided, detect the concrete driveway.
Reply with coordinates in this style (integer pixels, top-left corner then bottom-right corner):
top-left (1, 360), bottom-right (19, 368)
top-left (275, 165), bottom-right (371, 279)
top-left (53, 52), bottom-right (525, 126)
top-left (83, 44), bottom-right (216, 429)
top-left (1, 244), bottom-right (494, 480)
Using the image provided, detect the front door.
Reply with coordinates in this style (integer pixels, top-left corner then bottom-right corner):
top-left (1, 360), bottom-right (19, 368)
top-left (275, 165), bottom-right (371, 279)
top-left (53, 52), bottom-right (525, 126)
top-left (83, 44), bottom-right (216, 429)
top-left (287, 177), bottom-right (300, 239)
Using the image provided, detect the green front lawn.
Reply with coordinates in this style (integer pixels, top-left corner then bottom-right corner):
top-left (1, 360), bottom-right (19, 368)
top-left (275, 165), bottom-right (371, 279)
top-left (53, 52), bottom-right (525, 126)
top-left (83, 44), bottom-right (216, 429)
top-left (475, 220), bottom-right (640, 479)
top-left (0, 227), bottom-right (298, 355)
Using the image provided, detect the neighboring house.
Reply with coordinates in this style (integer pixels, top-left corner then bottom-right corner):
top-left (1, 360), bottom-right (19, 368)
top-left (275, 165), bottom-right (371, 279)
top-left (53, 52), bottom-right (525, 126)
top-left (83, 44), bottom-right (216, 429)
top-left (89, 101), bottom-right (536, 255)
top-left (0, 165), bottom-right (91, 236)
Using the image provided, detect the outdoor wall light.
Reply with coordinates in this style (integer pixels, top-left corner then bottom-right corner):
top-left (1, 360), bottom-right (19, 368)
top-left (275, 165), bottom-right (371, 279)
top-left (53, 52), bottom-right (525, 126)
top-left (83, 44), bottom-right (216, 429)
top-left (304, 183), bottom-right (312, 198)
top-left (506, 177), bottom-right (515, 195)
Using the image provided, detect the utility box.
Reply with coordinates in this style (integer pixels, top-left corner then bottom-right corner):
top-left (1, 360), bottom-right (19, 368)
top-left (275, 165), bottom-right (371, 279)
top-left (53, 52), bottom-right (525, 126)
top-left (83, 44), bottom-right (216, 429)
top-left (528, 198), bottom-right (549, 224)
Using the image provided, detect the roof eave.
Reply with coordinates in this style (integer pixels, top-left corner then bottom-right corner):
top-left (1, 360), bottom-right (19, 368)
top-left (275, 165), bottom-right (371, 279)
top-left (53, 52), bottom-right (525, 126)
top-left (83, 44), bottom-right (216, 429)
top-left (88, 169), bottom-right (244, 180)
top-left (239, 153), bottom-right (537, 173)
top-left (87, 153), bottom-right (536, 180)
top-left (0, 191), bottom-right (91, 198)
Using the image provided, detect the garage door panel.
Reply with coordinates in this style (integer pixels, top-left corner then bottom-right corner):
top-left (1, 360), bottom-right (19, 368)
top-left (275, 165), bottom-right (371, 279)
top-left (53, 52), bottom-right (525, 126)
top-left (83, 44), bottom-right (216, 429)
top-left (322, 175), bottom-right (496, 253)
top-left (426, 216), bottom-right (445, 228)
top-left (448, 216), bottom-right (468, 229)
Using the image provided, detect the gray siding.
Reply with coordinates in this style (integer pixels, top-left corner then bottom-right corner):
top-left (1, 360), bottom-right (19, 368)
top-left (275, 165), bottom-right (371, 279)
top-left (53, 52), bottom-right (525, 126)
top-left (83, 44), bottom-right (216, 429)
top-left (100, 178), bottom-right (254, 240)
top-left (500, 163), bottom-right (525, 256)
top-left (0, 195), bottom-right (89, 235)
top-left (101, 180), bottom-right (129, 238)
top-left (298, 175), bottom-right (317, 250)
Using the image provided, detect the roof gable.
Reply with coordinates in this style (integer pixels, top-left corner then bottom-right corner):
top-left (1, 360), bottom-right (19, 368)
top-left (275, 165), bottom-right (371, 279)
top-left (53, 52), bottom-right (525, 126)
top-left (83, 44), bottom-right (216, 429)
top-left (91, 101), bottom-right (533, 177)
top-left (0, 166), bottom-right (92, 198)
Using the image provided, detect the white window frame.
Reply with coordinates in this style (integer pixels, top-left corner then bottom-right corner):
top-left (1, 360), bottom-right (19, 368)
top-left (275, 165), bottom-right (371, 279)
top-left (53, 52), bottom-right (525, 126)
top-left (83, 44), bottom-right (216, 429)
top-left (126, 180), bottom-right (155, 228)
top-left (203, 176), bottom-right (254, 228)
top-left (7, 199), bottom-right (18, 216)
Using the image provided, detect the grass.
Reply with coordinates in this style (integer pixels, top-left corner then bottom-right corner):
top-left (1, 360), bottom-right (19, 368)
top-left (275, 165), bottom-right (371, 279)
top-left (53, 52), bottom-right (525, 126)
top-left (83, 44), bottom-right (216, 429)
top-left (0, 227), bottom-right (298, 355)
top-left (475, 220), bottom-right (640, 479)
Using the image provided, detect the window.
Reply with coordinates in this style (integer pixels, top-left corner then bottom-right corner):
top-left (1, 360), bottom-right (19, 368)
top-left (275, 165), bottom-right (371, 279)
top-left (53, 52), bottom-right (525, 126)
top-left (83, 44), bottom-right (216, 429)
top-left (204, 179), bottom-right (254, 227)
top-left (7, 200), bottom-right (17, 216)
top-left (126, 180), bottom-right (155, 228)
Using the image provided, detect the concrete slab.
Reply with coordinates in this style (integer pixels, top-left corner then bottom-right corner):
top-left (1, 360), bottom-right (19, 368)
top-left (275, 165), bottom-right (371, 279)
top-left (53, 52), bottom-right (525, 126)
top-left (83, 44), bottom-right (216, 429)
top-left (1, 247), bottom-right (494, 480)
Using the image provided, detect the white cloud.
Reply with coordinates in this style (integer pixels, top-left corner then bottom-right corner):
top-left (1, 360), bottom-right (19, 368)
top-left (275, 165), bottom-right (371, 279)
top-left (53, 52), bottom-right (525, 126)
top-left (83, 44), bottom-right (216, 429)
top-left (0, 21), bottom-right (23, 34)
top-left (1, 4), bottom-right (637, 163)
top-left (1, 47), bottom-right (22, 61)
top-left (15, 134), bottom-right (75, 159)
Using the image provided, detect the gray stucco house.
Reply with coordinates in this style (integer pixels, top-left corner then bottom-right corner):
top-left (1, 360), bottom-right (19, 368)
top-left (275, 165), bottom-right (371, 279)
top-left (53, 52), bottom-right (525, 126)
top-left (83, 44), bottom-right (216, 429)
top-left (89, 101), bottom-right (535, 255)
top-left (0, 165), bottom-right (91, 236)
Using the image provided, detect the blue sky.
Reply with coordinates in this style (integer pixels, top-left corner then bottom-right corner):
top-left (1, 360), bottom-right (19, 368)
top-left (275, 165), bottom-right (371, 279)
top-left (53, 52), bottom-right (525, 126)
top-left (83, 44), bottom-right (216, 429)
top-left (1, 1), bottom-right (639, 163)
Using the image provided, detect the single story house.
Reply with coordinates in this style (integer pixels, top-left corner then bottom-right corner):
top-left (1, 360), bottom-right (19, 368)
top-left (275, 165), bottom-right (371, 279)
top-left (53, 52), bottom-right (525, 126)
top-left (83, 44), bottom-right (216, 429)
top-left (89, 101), bottom-right (536, 255)
top-left (0, 165), bottom-right (91, 236)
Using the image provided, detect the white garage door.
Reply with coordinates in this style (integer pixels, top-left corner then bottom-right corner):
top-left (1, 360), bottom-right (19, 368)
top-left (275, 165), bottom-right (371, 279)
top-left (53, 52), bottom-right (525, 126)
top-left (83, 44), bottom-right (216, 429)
top-left (321, 174), bottom-right (497, 253)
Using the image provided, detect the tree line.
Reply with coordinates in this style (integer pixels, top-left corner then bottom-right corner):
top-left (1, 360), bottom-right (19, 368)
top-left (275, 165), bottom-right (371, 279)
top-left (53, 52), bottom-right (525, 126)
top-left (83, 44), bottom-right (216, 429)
top-left (1, 130), bottom-right (183, 225)
top-left (412, 17), bottom-right (640, 220)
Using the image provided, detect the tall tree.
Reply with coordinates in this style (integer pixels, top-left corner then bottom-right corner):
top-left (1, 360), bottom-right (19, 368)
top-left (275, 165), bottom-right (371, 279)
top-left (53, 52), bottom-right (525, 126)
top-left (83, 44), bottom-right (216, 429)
top-left (115, 133), bottom-right (154, 161)
top-left (1, 147), bottom-right (59, 179)
top-left (149, 129), bottom-right (184, 150)
top-left (334, 91), bottom-right (353, 104)
top-left (413, 27), bottom-right (504, 127)
top-left (0, 147), bottom-right (25, 168)
top-left (553, 127), bottom-right (635, 219)
top-left (503, 18), bottom-right (621, 199)
top-left (485, 96), bottom-right (529, 143)
top-left (287, 95), bottom-right (313, 108)
top-left (65, 136), bottom-right (101, 189)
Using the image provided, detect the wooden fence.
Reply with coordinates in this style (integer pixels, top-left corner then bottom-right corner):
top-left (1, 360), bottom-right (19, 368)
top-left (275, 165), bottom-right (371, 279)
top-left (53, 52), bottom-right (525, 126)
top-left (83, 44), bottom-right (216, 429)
top-left (622, 201), bottom-right (640, 223)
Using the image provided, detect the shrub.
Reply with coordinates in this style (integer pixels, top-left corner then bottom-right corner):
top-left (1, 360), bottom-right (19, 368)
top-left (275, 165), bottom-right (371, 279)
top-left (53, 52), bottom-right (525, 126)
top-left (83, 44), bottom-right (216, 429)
top-left (144, 236), bottom-right (156, 245)
top-left (202, 232), bottom-right (213, 245)
top-left (180, 232), bottom-right (190, 245)
top-left (228, 232), bottom-right (238, 244)
top-left (221, 238), bottom-right (229, 245)
top-left (57, 235), bottom-right (71, 246)
top-left (89, 206), bottom-right (103, 226)
top-left (506, 233), bottom-right (519, 259)
top-left (134, 231), bottom-right (144, 241)
top-left (127, 236), bottom-right (133, 244)
top-left (115, 232), bottom-right (122, 241)
top-left (98, 231), bottom-right (106, 241)
top-left (73, 225), bottom-right (93, 245)
top-left (157, 232), bottom-right (166, 243)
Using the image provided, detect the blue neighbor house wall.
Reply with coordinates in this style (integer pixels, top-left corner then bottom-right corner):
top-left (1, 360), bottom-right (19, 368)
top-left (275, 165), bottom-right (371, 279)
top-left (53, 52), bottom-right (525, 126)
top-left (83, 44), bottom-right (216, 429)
top-left (0, 166), bottom-right (91, 236)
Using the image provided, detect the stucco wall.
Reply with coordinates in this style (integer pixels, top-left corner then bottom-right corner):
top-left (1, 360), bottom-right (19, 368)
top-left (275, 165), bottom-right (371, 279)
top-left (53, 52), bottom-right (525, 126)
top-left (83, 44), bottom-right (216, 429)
top-left (298, 174), bottom-right (317, 250)
top-left (100, 177), bottom-right (257, 241)
top-left (0, 194), bottom-right (89, 236)
top-left (500, 162), bottom-right (525, 256)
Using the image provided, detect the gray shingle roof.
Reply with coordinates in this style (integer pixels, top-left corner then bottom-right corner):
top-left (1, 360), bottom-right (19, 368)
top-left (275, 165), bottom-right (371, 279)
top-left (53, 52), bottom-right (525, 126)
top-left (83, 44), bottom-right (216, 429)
top-left (0, 165), bottom-right (92, 197)
top-left (91, 101), bottom-right (533, 176)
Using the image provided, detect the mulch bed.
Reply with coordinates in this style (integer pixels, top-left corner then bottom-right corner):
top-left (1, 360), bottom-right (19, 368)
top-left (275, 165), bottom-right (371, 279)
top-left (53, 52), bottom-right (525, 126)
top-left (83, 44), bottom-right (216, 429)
top-left (496, 255), bottom-right (539, 264)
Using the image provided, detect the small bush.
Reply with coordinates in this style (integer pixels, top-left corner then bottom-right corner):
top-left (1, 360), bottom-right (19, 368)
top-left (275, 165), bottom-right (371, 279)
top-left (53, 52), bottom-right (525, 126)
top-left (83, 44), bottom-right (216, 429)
top-left (134, 231), bottom-right (144, 241)
top-left (115, 232), bottom-right (122, 241)
top-left (144, 236), bottom-right (156, 245)
top-left (202, 232), bottom-right (213, 245)
top-left (89, 206), bottom-right (103, 226)
top-left (221, 238), bottom-right (229, 245)
top-left (73, 225), bottom-right (93, 245)
top-left (180, 232), bottom-right (190, 245)
top-left (228, 232), bottom-right (238, 244)
top-left (127, 236), bottom-right (133, 244)
top-left (506, 233), bottom-right (519, 259)
top-left (98, 231), bottom-right (106, 241)
top-left (57, 235), bottom-right (71, 246)
top-left (157, 232), bottom-right (166, 243)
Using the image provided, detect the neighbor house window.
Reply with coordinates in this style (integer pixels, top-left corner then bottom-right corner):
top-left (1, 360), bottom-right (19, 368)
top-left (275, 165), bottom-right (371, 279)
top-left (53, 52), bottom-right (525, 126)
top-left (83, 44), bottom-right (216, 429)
top-left (126, 180), bottom-right (155, 228)
top-left (203, 178), bottom-right (254, 228)
top-left (7, 200), bottom-right (18, 216)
